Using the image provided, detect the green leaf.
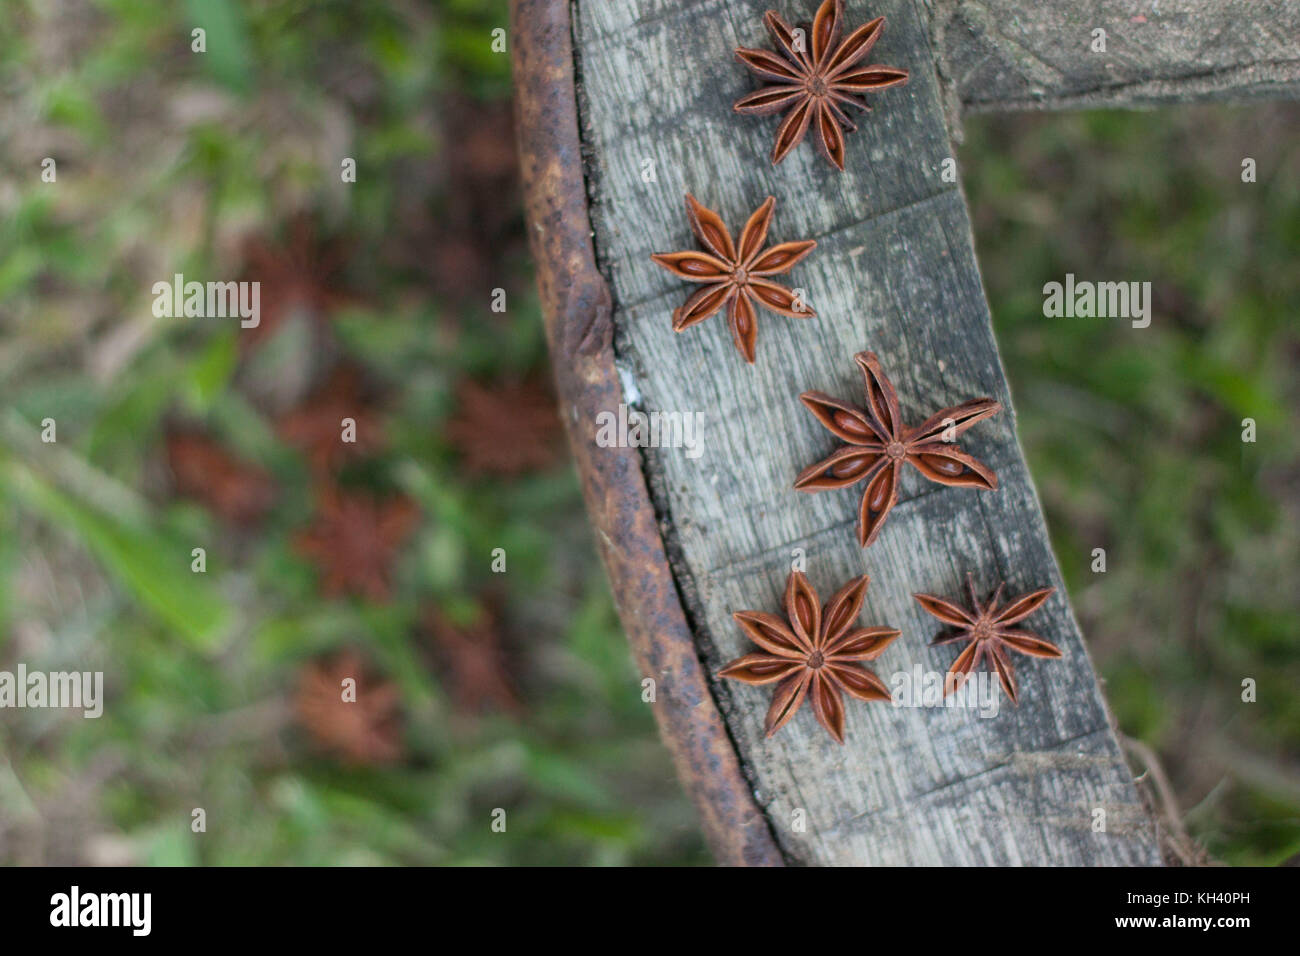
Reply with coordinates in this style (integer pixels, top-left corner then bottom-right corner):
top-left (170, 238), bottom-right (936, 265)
top-left (145, 822), bottom-right (200, 866)
top-left (3, 464), bottom-right (231, 651)
top-left (183, 0), bottom-right (253, 95)
top-left (186, 329), bottom-right (238, 410)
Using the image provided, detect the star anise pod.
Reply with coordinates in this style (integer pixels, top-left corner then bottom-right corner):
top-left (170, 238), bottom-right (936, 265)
top-left (294, 487), bottom-right (418, 601)
top-left (650, 194), bottom-right (816, 362)
top-left (424, 608), bottom-right (522, 717)
top-left (239, 214), bottom-right (353, 348)
top-left (734, 1), bottom-right (908, 170)
top-left (294, 650), bottom-right (403, 765)
top-left (391, 96), bottom-right (524, 304)
top-left (795, 351), bottom-right (1002, 548)
top-left (915, 574), bottom-right (1062, 704)
top-left (719, 569), bottom-right (898, 744)
top-left (278, 364), bottom-right (384, 473)
top-left (165, 428), bottom-right (274, 526)
top-left (443, 375), bottom-right (564, 477)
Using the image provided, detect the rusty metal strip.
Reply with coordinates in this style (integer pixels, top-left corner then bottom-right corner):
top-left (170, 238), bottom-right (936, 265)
top-left (509, 0), bottom-right (784, 865)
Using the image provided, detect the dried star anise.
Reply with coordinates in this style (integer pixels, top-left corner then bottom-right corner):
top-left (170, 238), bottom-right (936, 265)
top-left (651, 194), bottom-right (816, 362)
top-left (443, 375), bottom-right (564, 477)
top-left (795, 351), bottom-right (1002, 548)
top-left (734, 0), bottom-right (908, 170)
top-left (165, 428), bottom-right (274, 526)
top-left (294, 487), bottom-right (418, 601)
top-left (915, 574), bottom-right (1061, 704)
top-left (278, 364), bottom-right (383, 474)
top-left (424, 608), bottom-right (522, 717)
top-left (391, 96), bottom-right (524, 304)
top-left (719, 569), bottom-right (898, 744)
top-left (294, 650), bottom-right (403, 765)
top-left (239, 214), bottom-right (353, 348)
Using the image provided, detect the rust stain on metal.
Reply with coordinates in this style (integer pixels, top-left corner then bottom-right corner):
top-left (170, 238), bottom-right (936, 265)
top-left (509, 0), bottom-right (785, 866)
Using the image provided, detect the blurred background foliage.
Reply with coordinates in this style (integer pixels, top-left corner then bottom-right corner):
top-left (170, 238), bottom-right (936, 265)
top-left (0, 0), bottom-right (702, 866)
top-left (0, 0), bottom-right (1296, 865)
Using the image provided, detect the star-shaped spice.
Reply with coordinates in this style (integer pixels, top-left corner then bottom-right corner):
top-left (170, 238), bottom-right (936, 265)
top-left (795, 351), bottom-right (1002, 548)
top-left (294, 650), bottom-right (403, 765)
top-left (650, 194), bottom-right (816, 362)
top-left (915, 574), bottom-right (1061, 704)
top-left (718, 569), bottom-right (898, 743)
top-left (165, 428), bottom-right (274, 526)
top-left (443, 375), bottom-right (564, 477)
top-left (424, 608), bottom-right (522, 717)
top-left (278, 364), bottom-right (383, 474)
top-left (388, 96), bottom-right (524, 306)
top-left (239, 214), bottom-right (353, 348)
top-left (734, 1), bottom-right (908, 170)
top-left (294, 488), bottom-right (418, 601)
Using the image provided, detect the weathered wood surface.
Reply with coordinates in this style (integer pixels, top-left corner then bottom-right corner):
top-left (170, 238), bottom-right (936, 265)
top-left (572, 0), bottom-right (1163, 864)
top-left (935, 0), bottom-right (1300, 113)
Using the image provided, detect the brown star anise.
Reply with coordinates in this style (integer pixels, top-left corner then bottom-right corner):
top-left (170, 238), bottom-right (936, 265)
top-left (390, 96), bottom-right (524, 304)
top-left (915, 574), bottom-right (1061, 704)
top-left (424, 608), bottom-right (522, 717)
top-left (795, 351), bottom-right (1002, 548)
top-left (165, 428), bottom-right (275, 526)
top-left (294, 487), bottom-right (418, 601)
top-left (294, 650), bottom-right (403, 765)
top-left (443, 375), bottom-right (564, 477)
top-left (718, 569), bottom-right (898, 744)
top-left (650, 194), bottom-right (816, 362)
top-left (239, 214), bottom-right (353, 348)
top-left (734, 1), bottom-right (909, 170)
top-left (278, 365), bottom-right (384, 474)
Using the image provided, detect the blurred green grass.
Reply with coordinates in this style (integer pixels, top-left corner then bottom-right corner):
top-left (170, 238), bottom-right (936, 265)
top-left (0, 0), bottom-right (706, 866)
top-left (1, 0), bottom-right (1297, 866)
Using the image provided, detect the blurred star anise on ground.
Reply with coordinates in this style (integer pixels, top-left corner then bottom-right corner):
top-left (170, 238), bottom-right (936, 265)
top-left (444, 376), bottom-right (564, 477)
top-left (391, 96), bottom-right (523, 303)
top-left (165, 428), bottom-right (275, 526)
top-left (424, 608), bottom-right (522, 717)
top-left (294, 488), bottom-right (419, 601)
top-left (294, 651), bottom-right (403, 765)
top-left (278, 364), bottom-right (384, 473)
top-left (239, 214), bottom-right (354, 348)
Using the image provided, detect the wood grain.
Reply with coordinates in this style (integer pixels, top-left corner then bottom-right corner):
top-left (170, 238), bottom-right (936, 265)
top-left (572, 0), bottom-right (1162, 864)
top-left (935, 0), bottom-right (1300, 113)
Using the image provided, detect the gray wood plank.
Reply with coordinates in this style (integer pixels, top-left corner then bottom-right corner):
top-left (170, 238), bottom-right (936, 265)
top-left (935, 0), bottom-right (1300, 112)
top-left (573, 0), bottom-right (1162, 864)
